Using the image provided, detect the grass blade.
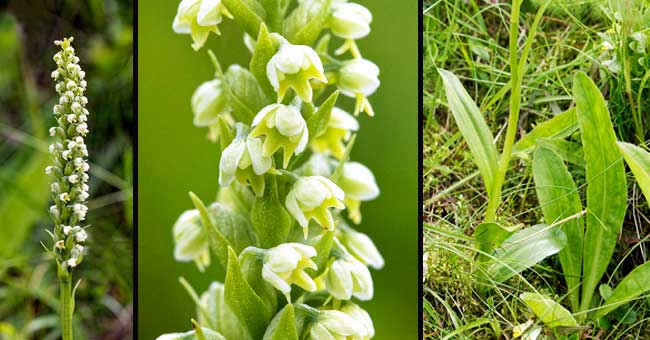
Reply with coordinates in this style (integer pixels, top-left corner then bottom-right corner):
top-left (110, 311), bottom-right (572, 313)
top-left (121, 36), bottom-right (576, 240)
top-left (437, 68), bottom-right (498, 195)
top-left (593, 262), bottom-right (650, 319)
top-left (617, 142), bottom-right (650, 208)
top-left (520, 292), bottom-right (578, 328)
top-left (573, 72), bottom-right (627, 314)
top-left (532, 145), bottom-right (583, 311)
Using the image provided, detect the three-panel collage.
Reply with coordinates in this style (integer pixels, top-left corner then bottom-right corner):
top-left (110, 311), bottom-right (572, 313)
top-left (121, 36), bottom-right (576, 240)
top-left (1, 0), bottom-right (649, 339)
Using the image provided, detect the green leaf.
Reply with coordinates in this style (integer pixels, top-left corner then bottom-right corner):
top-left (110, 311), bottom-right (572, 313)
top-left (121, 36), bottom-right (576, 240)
top-left (189, 192), bottom-right (233, 269)
top-left (238, 247), bottom-right (278, 314)
top-left (263, 304), bottom-right (299, 340)
top-left (573, 72), bottom-right (627, 314)
top-left (437, 68), bottom-right (498, 196)
top-left (520, 292), bottom-right (578, 328)
top-left (474, 222), bottom-right (518, 262)
top-left (260, 0), bottom-right (289, 33)
top-left (593, 262), bottom-right (650, 319)
top-left (307, 90), bottom-right (339, 140)
top-left (513, 108), bottom-right (578, 153)
top-left (250, 175), bottom-right (292, 248)
top-left (617, 142), bottom-right (650, 208)
top-left (155, 328), bottom-right (226, 340)
top-left (225, 247), bottom-right (272, 339)
top-left (224, 64), bottom-right (270, 125)
top-left (221, 0), bottom-right (266, 38)
top-left (283, 0), bottom-right (332, 45)
top-left (533, 145), bottom-right (584, 312)
top-left (535, 138), bottom-right (584, 167)
top-left (208, 202), bottom-right (256, 253)
top-left (307, 230), bottom-right (334, 277)
top-left (216, 115), bottom-right (234, 151)
top-left (250, 23), bottom-right (279, 99)
top-left (486, 224), bottom-right (567, 283)
top-left (198, 282), bottom-right (252, 340)
top-left (0, 151), bottom-right (50, 258)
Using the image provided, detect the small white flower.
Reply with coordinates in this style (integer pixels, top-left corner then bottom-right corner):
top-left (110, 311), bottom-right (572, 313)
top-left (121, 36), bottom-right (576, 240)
top-left (71, 244), bottom-right (84, 257)
top-left (219, 130), bottom-right (272, 197)
top-left (325, 255), bottom-right (373, 300)
top-left (76, 123), bottom-right (89, 135)
top-left (51, 70), bottom-right (60, 79)
top-left (172, 0), bottom-right (232, 50)
top-left (341, 230), bottom-right (384, 269)
top-left (337, 58), bottom-right (380, 116)
top-left (49, 127), bottom-right (57, 136)
top-left (286, 176), bottom-right (345, 237)
top-left (78, 191), bottom-right (89, 201)
top-left (191, 78), bottom-right (229, 127)
top-left (250, 104), bottom-right (309, 168)
top-left (59, 193), bottom-right (70, 202)
top-left (310, 309), bottom-right (359, 340)
top-left (71, 102), bottom-right (82, 113)
top-left (266, 42), bottom-right (327, 102)
top-left (75, 229), bottom-right (88, 242)
top-left (602, 40), bottom-right (614, 51)
top-left (49, 205), bottom-right (60, 217)
top-left (51, 182), bottom-right (60, 193)
top-left (62, 150), bottom-right (71, 159)
top-left (67, 258), bottom-right (78, 267)
top-left (68, 174), bottom-right (78, 183)
top-left (55, 240), bottom-right (65, 249)
top-left (78, 70), bottom-right (85, 79)
top-left (341, 302), bottom-right (375, 339)
top-left (262, 243), bottom-right (317, 298)
top-left (63, 225), bottom-right (73, 235)
top-left (330, 2), bottom-right (372, 40)
top-left (173, 209), bottom-right (210, 271)
top-left (45, 166), bottom-right (54, 175)
top-left (73, 203), bottom-right (88, 220)
top-left (336, 161), bottom-right (379, 223)
top-left (311, 107), bottom-right (359, 159)
top-left (66, 80), bottom-right (76, 90)
top-left (66, 114), bottom-right (76, 123)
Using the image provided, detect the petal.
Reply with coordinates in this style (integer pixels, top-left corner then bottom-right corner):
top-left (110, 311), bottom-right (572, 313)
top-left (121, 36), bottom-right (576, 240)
top-left (262, 265), bottom-right (291, 294)
top-left (219, 137), bottom-right (246, 185)
top-left (329, 107), bottom-right (359, 131)
top-left (245, 137), bottom-right (272, 175)
top-left (285, 190), bottom-right (309, 227)
top-left (315, 176), bottom-right (345, 201)
top-left (326, 259), bottom-right (353, 300)
top-left (253, 104), bottom-right (280, 127)
top-left (197, 0), bottom-right (222, 26)
top-left (310, 323), bottom-right (336, 340)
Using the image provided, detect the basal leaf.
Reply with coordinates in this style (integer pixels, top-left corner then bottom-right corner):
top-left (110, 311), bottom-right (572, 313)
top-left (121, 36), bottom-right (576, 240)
top-left (486, 224), bottom-right (566, 283)
top-left (283, 0), bottom-right (332, 45)
top-left (533, 145), bottom-right (583, 311)
top-left (224, 247), bottom-right (271, 339)
top-left (520, 292), bottom-right (578, 328)
top-left (224, 64), bottom-right (270, 125)
top-left (617, 142), bottom-right (650, 208)
top-left (573, 72), bottom-right (627, 314)
top-left (513, 108), bottom-right (578, 153)
top-left (438, 68), bottom-right (498, 196)
top-left (221, 0), bottom-right (266, 38)
top-left (250, 23), bottom-right (278, 99)
top-left (474, 222), bottom-right (519, 263)
top-left (593, 262), bottom-right (650, 319)
top-left (263, 304), bottom-right (299, 340)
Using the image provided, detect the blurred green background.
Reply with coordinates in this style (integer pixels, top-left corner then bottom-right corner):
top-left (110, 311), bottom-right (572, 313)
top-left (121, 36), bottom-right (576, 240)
top-left (138, 1), bottom-right (418, 339)
top-left (0, 0), bottom-right (133, 339)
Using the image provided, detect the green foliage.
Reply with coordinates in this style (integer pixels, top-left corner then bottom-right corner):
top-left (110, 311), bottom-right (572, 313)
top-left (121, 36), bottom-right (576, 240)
top-left (520, 292), bottom-right (578, 328)
top-left (594, 262), bottom-right (650, 319)
top-left (283, 0), bottom-right (332, 46)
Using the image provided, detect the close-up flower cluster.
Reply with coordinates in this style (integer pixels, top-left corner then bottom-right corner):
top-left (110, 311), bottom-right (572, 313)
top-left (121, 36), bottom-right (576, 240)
top-left (160, 0), bottom-right (385, 338)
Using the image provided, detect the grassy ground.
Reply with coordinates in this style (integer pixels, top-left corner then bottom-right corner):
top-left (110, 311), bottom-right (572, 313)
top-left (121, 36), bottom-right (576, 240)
top-left (423, 0), bottom-right (650, 338)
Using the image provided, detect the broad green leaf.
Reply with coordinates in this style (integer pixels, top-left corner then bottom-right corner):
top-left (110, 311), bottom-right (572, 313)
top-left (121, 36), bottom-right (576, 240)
top-left (513, 108), bottom-right (577, 154)
top-left (437, 68), bottom-right (498, 195)
top-left (0, 151), bottom-right (50, 258)
top-left (533, 145), bottom-right (583, 311)
top-left (251, 175), bottom-right (292, 248)
top-left (617, 142), bottom-right (650, 208)
top-left (189, 192), bottom-right (232, 269)
top-left (486, 224), bottom-right (567, 283)
top-left (208, 202), bottom-right (256, 254)
top-left (263, 304), bottom-right (299, 340)
top-left (198, 282), bottom-right (252, 340)
top-left (535, 138), bottom-right (584, 167)
top-left (573, 72), bottom-right (627, 313)
top-left (593, 262), bottom-right (650, 319)
top-left (307, 90), bottom-right (339, 140)
top-left (155, 327), bottom-right (226, 340)
top-left (520, 292), bottom-right (578, 328)
top-left (250, 24), bottom-right (278, 99)
top-left (474, 222), bottom-right (519, 262)
top-left (225, 247), bottom-right (272, 339)
top-left (238, 248), bottom-right (278, 314)
top-left (260, 0), bottom-right (289, 33)
top-left (224, 64), bottom-right (270, 125)
top-left (221, 0), bottom-right (266, 38)
top-left (283, 0), bottom-right (332, 45)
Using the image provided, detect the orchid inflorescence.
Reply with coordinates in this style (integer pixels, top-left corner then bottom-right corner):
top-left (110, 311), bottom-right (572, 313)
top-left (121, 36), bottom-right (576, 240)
top-left (160, 0), bottom-right (385, 339)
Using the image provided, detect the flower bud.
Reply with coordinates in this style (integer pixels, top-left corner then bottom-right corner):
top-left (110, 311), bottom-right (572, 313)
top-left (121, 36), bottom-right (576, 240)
top-left (311, 107), bottom-right (359, 159)
top-left (191, 78), bottom-right (229, 127)
top-left (341, 229), bottom-right (384, 269)
top-left (336, 161), bottom-right (379, 223)
top-left (329, 3), bottom-right (372, 40)
top-left (172, 209), bottom-right (210, 271)
top-left (172, 0), bottom-right (232, 50)
top-left (250, 104), bottom-right (309, 168)
top-left (75, 229), bottom-right (88, 242)
top-left (262, 243), bottom-right (317, 298)
top-left (285, 176), bottom-right (345, 238)
top-left (337, 58), bottom-right (380, 116)
top-left (310, 309), bottom-right (359, 340)
top-left (67, 258), bottom-right (78, 267)
top-left (325, 255), bottom-right (373, 300)
top-left (219, 125), bottom-right (273, 197)
top-left (266, 42), bottom-right (327, 102)
top-left (341, 302), bottom-right (375, 339)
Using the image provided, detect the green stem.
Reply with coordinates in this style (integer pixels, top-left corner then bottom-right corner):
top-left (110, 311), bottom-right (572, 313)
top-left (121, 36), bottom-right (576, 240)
top-left (485, 0), bottom-right (522, 223)
top-left (60, 274), bottom-right (73, 340)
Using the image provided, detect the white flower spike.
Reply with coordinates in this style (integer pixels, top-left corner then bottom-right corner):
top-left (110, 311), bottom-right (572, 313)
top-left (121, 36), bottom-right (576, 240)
top-left (261, 243), bottom-right (318, 300)
top-left (337, 58), bottom-right (380, 116)
top-left (266, 41), bottom-right (327, 103)
top-left (250, 103), bottom-right (309, 168)
top-left (285, 176), bottom-right (345, 238)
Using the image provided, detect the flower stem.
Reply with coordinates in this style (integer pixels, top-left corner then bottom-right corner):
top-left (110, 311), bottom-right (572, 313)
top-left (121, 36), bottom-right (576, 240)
top-left (60, 274), bottom-right (73, 340)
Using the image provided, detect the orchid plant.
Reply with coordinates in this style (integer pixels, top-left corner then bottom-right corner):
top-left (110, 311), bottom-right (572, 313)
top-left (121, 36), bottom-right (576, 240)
top-left (158, 0), bottom-right (384, 339)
